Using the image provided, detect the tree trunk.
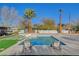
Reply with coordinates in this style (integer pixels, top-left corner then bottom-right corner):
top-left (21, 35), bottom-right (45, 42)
top-left (28, 19), bottom-right (32, 33)
top-left (59, 12), bottom-right (62, 33)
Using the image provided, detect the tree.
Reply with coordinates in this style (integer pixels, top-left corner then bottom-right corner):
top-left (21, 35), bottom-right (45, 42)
top-left (34, 19), bottom-right (56, 30)
top-left (0, 6), bottom-right (18, 27)
top-left (10, 7), bottom-right (18, 27)
top-left (24, 9), bottom-right (36, 33)
top-left (1, 6), bottom-right (10, 27)
top-left (74, 25), bottom-right (79, 32)
top-left (72, 22), bottom-right (79, 32)
top-left (42, 19), bottom-right (56, 30)
top-left (18, 17), bottom-right (28, 30)
top-left (59, 9), bottom-right (63, 33)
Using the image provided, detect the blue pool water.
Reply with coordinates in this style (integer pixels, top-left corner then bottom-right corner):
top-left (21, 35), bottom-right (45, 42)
top-left (28, 35), bottom-right (65, 46)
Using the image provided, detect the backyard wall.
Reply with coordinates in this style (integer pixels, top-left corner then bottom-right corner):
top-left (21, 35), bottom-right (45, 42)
top-left (35, 30), bottom-right (69, 34)
top-left (35, 30), bottom-right (58, 33)
top-left (62, 30), bottom-right (69, 33)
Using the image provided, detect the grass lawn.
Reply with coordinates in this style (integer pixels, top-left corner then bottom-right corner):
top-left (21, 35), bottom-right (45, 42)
top-left (0, 36), bottom-right (19, 52)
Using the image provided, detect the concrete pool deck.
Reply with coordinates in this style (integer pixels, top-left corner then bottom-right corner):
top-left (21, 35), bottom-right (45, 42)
top-left (0, 33), bottom-right (79, 55)
top-left (20, 34), bottom-right (79, 55)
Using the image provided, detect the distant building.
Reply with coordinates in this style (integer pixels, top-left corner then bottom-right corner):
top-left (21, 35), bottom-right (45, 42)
top-left (0, 27), bottom-right (10, 36)
top-left (0, 27), bottom-right (10, 32)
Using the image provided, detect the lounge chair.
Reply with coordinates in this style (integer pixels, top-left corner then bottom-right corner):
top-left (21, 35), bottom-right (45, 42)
top-left (51, 41), bottom-right (61, 50)
top-left (0, 48), bottom-right (4, 51)
top-left (24, 41), bottom-right (32, 52)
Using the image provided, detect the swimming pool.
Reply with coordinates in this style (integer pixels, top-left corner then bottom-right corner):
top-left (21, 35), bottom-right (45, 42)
top-left (28, 34), bottom-right (65, 46)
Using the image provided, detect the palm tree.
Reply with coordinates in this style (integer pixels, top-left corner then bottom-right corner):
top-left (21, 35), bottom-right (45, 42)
top-left (59, 9), bottom-right (63, 33)
top-left (24, 9), bottom-right (36, 33)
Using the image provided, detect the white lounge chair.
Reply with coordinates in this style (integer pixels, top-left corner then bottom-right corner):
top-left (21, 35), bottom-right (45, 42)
top-left (0, 48), bottom-right (4, 51)
top-left (24, 41), bottom-right (32, 52)
top-left (52, 41), bottom-right (61, 50)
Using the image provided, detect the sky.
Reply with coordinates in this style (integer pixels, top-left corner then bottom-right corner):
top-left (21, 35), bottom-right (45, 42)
top-left (0, 3), bottom-right (79, 26)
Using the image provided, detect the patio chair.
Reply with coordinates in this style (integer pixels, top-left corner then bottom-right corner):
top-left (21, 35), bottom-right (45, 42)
top-left (52, 41), bottom-right (61, 50)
